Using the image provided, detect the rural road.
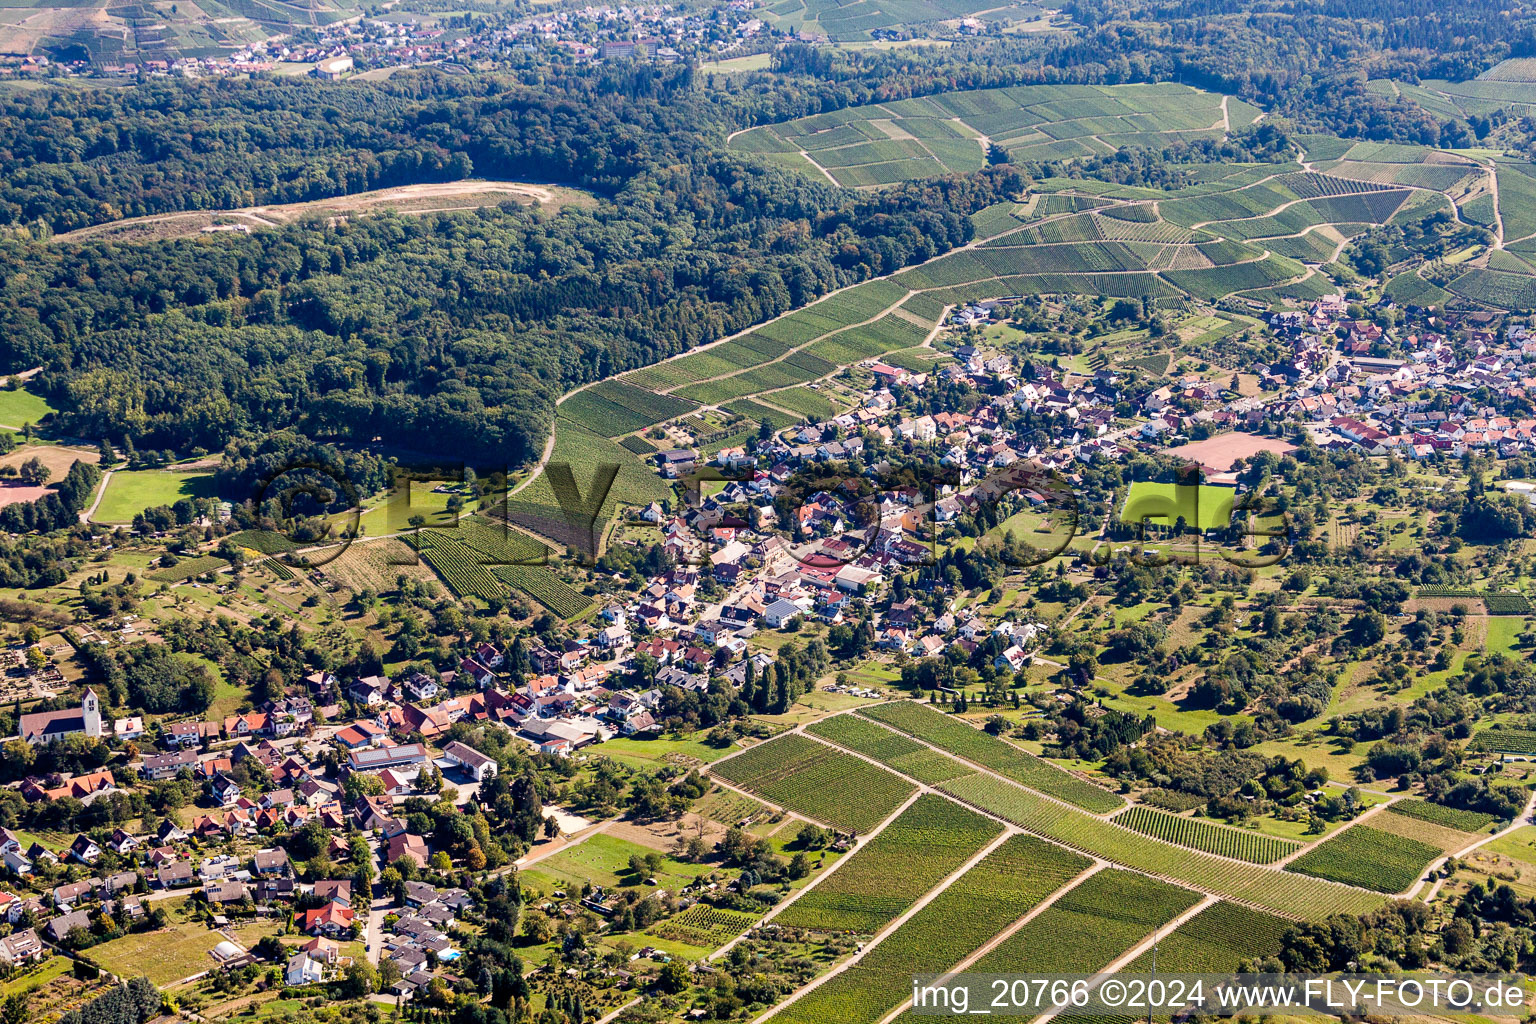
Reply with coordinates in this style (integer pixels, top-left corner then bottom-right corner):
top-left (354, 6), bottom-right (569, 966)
top-left (80, 469), bottom-right (113, 523)
top-left (1404, 787), bottom-right (1536, 901)
top-left (707, 786), bottom-right (926, 964)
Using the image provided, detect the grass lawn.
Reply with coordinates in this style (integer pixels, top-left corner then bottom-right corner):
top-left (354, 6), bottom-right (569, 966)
top-left (252, 998), bottom-right (309, 1019)
top-left (1486, 616), bottom-right (1525, 657)
top-left (701, 52), bottom-right (773, 72)
top-left (92, 916), bottom-right (279, 986)
top-left (1120, 481), bottom-right (1235, 530)
top-left (0, 955), bottom-right (70, 996)
top-left (595, 732), bottom-right (739, 771)
top-left (749, 686), bottom-right (874, 729)
top-left (94, 470), bottom-right (219, 523)
top-left (1474, 824), bottom-right (1536, 867)
top-left (519, 834), bottom-right (709, 895)
top-left (0, 384), bottom-right (56, 426)
top-left (198, 656), bottom-right (250, 720)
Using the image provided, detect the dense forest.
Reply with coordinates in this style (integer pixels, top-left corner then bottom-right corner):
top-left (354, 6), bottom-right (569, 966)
top-left (0, 69), bottom-right (1028, 465)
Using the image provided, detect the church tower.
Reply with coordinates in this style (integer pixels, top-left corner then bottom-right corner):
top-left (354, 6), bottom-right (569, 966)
top-left (82, 687), bottom-right (102, 738)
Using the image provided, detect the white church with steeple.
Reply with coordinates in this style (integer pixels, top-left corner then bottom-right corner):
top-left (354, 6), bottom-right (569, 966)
top-left (19, 688), bottom-right (103, 746)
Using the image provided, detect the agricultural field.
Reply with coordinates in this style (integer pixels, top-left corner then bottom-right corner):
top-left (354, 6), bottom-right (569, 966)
top-left (857, 700), bottom-right (1123, 812)
top-left (89, 912), bottom-right (280, 986)
top-left (1114, 806), bottom-right (1300, 864)
top-left (1469, 727), bottom-right (1536, 754)
top-left (968, 868), bottom-right (1203, 976)
top-left (92, 468), bottom-right (219, 523)
top-left (807, 712), bottom-right (976, 784)
top-left (648, 904), bottom-right (758, 948)
top-left (147, 554), bottom-right (229, 582)
top-left (1285, 823), bottom-right (1442, 893)
top-left (774, 793), bottom-right (1001, 934)
top-left (758, 0), bottom-right (1046, 42)
top-left (773, 835), bottom-right (1091, 1024)
top-left (709, 733), bottom-right (917, 832)
top-left (936, 773), bottom-right (1388, 918)
top-left (1116, 900), bottom-right (1293, 972)
top-left (731, 84), bottom-right (1226, 186)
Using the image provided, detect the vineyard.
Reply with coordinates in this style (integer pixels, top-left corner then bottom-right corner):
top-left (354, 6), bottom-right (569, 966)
top-left (1117, 901), bottom-right (1293, 972)
top-left (1285, 824), bottom-right (1441, 893)
top-left (1114, 806), bottom-right (1299, 864)
top-left (773, 836), bottom-right (1092, 1024)
top-left (649, 904), bottom-right (756, 948)
top-left (1469, 727), bottom-right (1536, 754)
top-left (775, 794), bottom-right (1002, 934)
top-left (936, 773), bottom-right (1387, 918)
top-left (1413, 586), bottom-right (1532, 614)
top-left (260, 557), bottom-right (295, 581)
top-left (1389, 799), bottom-right (1498, 832)
top-left (807, 714), bottom-right (976, 784)
top-left (731, 84), bottom-right (1227, 186)
top-left (1484, 592), bottom-right (1534, 614)
top-left (559, 380), bottom-right (699, 437)
top-left (225, 529), bottom-right (300, 554)
top-left (968, 869), bottom-right (1202, 977)
top-left (402, 525), bottom-right (590, 618)
top-left (710, 734), bottom-right (916, 833)
top-left (148, 554), bottom-right (229, 582)
top-left (858, 701), bottom-right (1122, 812)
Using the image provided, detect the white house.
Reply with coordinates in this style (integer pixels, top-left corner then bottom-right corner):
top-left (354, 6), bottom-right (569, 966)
top-left (286, 951), bottom-right (326, 986)
top-left (404, 674), bottom-right (439, 702)
top-left (442, 741), bottom-right (498, 783)
top-left (763, 598), bottom-right (803, 629)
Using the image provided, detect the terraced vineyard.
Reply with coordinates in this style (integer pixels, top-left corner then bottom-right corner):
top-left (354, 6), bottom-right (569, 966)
top-left (1115, 806), bottom-right (1300, 864)
top-left (404, 519), bottom-right (593, 617)
top-left (807, 713), bottom-right (976, 784)
top-left (732, 84), bottom-right (1231, 185)
top-left (526, 82), bottom-right (1536, 555)
top-left (773, 836), bottom-right (1091, 1024)
top-left (858, 701), bottom-right (1123, 812)
top-left (709, 733), bottom-right (916, 832)
top-left (936, 773), bottom-right (1387, 918)
top-left (1285, 823), bottom-right (1441, 893)
top-left (775, 794), bottom-right (1002, 934)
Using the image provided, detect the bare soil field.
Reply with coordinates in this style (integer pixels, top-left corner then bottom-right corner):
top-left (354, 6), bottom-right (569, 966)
top-left (0, 442), bottom-right (98, 476)
top-left (0, 444), bottom-right (98, 509)
top-left (1165, 431), bottom-right (1298, 474)
top-left (0, 4), bottom-right (118, 59)
top-left (606, 812), bottom-right (729, 854)
top-left (53, 180), bottom-right (597, 245)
